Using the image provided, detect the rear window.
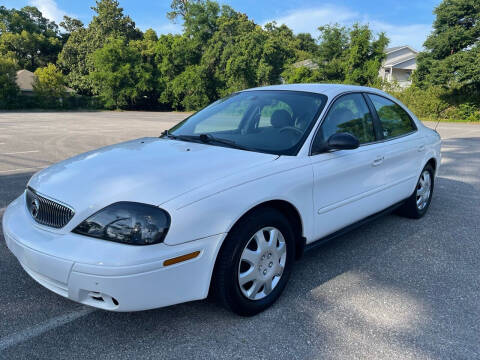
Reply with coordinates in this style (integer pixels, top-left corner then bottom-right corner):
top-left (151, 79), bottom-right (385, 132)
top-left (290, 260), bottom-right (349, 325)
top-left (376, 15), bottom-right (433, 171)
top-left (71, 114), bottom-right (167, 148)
top-left (368, 94), bottom-right (416, 139)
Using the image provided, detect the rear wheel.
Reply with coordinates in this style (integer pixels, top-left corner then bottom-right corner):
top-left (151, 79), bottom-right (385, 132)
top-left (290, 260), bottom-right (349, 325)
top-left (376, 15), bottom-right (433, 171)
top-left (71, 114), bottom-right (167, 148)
top-left (398, 164), bottom-right (434, 219)
top-left (213, 208), bottom-right (295, 316)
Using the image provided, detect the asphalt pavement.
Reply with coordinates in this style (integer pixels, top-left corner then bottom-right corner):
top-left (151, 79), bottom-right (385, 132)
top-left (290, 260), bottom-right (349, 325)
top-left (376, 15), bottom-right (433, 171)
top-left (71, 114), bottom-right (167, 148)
top-left (0, 112), bottom-right (479, 359)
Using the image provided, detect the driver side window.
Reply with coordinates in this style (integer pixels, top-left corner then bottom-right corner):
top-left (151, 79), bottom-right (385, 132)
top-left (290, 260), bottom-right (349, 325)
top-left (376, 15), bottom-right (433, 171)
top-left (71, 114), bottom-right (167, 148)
top-left (321, 93), bottom-right (375, 144)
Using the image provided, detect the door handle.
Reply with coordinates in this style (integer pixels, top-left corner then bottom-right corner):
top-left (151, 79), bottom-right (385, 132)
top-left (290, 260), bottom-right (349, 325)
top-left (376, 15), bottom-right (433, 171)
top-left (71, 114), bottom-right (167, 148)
top-left (418, 144), bottom-right (426, 152)
top-left (372, 156), bottom-right (384, 167)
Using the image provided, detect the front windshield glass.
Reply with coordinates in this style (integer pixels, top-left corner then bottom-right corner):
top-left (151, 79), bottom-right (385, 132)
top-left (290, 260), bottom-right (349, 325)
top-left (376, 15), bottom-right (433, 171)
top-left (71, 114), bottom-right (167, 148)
top-left (168, 90), bottom-right (328, 155)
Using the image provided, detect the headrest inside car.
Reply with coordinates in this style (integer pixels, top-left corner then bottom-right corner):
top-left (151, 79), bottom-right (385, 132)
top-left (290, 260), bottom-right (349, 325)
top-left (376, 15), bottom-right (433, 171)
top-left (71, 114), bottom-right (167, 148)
top-left (271, 110), bottom-right (293, 128)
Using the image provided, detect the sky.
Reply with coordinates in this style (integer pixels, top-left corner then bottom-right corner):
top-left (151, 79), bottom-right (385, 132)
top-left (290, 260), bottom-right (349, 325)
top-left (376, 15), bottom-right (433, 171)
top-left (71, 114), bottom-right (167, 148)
top-left (2, 0), bottom-right (442, 50)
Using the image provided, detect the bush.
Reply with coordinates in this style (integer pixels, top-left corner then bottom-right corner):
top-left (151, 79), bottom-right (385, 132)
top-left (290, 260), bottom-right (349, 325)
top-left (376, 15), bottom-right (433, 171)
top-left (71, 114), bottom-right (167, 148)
top-left (1, 94), bottom-right (103, 110)
top-left (33, 64), bottom-right (67, 98)
top-left (165, 65), bottom-right (210, 111)
top-left (386, 85), bottom-right (480, 122)
top-left (281, 66), bottom-right (323, 84)
top-left (0, 55), bottom-right (20, 109)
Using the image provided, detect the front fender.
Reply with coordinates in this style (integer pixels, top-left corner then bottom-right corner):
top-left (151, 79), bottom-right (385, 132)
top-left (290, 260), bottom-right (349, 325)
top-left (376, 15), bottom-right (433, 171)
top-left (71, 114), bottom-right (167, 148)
top-left (162, 157), bottom-right (314, 246)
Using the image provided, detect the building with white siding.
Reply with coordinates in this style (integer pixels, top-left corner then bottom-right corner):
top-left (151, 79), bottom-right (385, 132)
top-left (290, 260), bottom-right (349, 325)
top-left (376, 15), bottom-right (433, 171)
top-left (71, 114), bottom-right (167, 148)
top-left (379, 46), bottom-right (418, 88)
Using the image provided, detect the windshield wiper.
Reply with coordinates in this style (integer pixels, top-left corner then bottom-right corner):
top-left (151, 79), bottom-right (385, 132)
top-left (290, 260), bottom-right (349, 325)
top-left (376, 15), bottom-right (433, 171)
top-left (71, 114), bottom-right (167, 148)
top-left (161, 131), bottom-right (250, 151)
top-left (161, 131), bottom-right (195, 142)
top-left (196, 133), bottom-right (250, 151)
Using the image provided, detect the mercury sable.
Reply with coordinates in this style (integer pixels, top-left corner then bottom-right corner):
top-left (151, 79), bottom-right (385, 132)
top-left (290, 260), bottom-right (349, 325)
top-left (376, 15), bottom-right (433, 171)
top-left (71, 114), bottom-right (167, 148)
top-left (3, 84), bottom-right (441, 316)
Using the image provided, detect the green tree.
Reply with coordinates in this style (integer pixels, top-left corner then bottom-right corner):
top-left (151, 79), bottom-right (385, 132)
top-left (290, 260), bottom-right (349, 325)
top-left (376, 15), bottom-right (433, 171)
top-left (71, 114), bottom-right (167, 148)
top-left (57, 27), bottom-right (98, 94)
top-left (33, 63), bottom-right (66, 98)
top-left (90, 0), bottom-right (141, 40)
top-left (425, 0), bottom-right (480, 59)
top-left (169, 64), bottom-right (210, 110)
top-left (0, 6), bottom-right (59, 37)
top-left (59, 15), bottom-right (84, 43)
top-left (0, 30), bottom-right (62, 70)
top-left (282, 66), bottom-right (323, 84)
top-left (343, 24), bottom-right (388, 86)
top-left (317, 24), bottom-right (349, 62)
top-left (60, 16), bottom-right (84, 34)
top-left (414, 0), bottom-right (480, 90)
top-left (183, 1), bottom-right (220, 45)
top-left (295, 33), bottom-right (318, 55)
top-left (89, 37), bottom-right (154, 109)
top-left (156, 33), bottom-right (201, 107)
top-left (199, 9), bottom-right (297, 98)
top-left (311, 23), bottom-right (388, 85)
top-left (167, 0), bottom-right (200, 21)
top-left (0, 55), bottom-right (19, 108)
top-left (201, 9), bottom-right (265, 96)
top-left (259, 24), bottom-right (297, 85)
top-left (130, 29), bottom-right (163, 107)
top-left (159, 1), bottom-right (222, 107)
top-left (58, 0), bottom-right (142, 95)
top-left (0, 6), bottom-right (62, 70)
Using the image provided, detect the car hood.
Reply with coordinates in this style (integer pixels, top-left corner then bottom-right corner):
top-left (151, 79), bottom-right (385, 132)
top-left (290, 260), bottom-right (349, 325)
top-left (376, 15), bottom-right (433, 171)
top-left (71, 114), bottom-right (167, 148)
top-left (28, 137), bottom-right (278, 212)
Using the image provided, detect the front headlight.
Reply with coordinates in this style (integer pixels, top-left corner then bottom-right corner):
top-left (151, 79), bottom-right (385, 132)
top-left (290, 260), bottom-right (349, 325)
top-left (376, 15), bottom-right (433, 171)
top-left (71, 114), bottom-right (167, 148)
top-left (73, 202), bottom-right (171, 245)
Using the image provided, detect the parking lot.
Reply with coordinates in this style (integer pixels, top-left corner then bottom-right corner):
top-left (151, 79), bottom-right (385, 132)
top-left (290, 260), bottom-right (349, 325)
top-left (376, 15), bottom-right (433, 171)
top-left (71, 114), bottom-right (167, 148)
top-left (0, 112), bottom-right (479, 359)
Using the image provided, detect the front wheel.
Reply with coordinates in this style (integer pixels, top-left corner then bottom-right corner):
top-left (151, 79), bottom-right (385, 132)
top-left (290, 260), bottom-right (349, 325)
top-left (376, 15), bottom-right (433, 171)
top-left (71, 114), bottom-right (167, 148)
top-left (398, 164), bottom-right (435, 219)
top-left (212, 208), bottom-right (295, 316)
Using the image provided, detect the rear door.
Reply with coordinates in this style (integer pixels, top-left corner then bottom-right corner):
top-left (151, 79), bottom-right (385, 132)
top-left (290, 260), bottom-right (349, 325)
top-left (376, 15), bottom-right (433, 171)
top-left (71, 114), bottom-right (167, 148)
top-left (309, 93), bottom-right (389, 241)
top-left (365, 94), bottom-right (425, 205)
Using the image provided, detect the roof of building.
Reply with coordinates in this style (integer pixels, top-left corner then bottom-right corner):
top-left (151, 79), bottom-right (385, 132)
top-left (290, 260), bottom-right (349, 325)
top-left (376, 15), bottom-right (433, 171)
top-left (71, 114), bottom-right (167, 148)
top-left (385, 45), bottom-right (418, 54)
top-left (387, 56), bottom-right (417, 67)
top-left (15, 69), bottom-right (75, 93)
top-left (385, 46), bottom-right (402, 53)
top-left (292, 59), bottom-right (319, 70)
top-left (16, 69), bottom-right (35, 92)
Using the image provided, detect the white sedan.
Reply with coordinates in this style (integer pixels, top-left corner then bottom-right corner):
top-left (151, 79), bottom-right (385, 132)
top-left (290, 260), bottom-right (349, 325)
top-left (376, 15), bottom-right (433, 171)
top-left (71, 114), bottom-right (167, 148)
top-left (3, 84), bottom-right (441, 316)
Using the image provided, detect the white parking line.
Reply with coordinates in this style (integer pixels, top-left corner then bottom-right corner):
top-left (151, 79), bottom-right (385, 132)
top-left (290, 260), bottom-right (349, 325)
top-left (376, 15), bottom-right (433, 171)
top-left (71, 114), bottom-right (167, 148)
top-left (0, 308), bottom-right (95, 351)
top-left (1, 150), bottom-right (39, 155)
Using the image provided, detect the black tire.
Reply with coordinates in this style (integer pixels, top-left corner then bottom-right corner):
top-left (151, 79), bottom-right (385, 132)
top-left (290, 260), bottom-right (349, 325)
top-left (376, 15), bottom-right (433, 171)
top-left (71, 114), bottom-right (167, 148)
top-left (397, 164), bottom-right (435, 219)
top-left (212, 207), bottom-right (295, 316)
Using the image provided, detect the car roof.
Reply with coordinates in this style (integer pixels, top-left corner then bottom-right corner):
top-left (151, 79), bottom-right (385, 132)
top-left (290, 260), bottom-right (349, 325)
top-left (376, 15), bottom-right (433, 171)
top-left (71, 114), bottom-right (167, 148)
top-left (242, 83), bottom-right (389, 98)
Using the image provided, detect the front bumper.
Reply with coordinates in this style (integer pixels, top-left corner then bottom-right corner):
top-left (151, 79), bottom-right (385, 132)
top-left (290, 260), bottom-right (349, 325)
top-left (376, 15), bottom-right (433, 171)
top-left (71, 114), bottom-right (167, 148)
top-left (2, 195), bottom-right (225, 311)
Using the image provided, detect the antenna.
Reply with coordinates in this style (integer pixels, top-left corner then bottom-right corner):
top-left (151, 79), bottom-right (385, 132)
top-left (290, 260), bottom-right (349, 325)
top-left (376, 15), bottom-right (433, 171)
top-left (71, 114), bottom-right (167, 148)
top-left (434, 118), bottom-right (440, 132)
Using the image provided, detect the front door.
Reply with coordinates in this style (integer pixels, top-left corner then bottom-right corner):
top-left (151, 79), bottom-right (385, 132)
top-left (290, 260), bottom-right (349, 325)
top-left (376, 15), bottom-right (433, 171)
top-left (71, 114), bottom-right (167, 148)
top-left (309, 93), bottom-right (389, 241)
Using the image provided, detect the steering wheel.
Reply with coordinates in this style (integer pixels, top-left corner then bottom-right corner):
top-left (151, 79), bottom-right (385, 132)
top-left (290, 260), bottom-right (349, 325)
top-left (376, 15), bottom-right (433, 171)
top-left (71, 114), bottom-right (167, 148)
top-left (279, 126), bottom-right (303, 136)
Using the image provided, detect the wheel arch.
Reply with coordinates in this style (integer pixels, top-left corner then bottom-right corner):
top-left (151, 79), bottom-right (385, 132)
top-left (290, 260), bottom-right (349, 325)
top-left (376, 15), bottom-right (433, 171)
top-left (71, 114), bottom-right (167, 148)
top-left (216, 200), bottom-right (303, 269)
top-left (237, 200), bottom-right (305, 259)
top-left (425, 157), bottom-right (437, 172)
top-left (410, 156), bottom-right (437, 197)
top-left (208, 199), bottom-right (306, 298)
top-left (421, 156), bottom-right (438, 179)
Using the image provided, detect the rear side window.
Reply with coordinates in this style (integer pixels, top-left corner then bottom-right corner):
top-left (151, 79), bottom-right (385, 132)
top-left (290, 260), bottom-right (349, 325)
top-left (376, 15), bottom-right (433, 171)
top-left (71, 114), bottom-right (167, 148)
top-left (368, 94), bottom-right (416, 139)
top-left (321, 93), bottom-right (376, 144)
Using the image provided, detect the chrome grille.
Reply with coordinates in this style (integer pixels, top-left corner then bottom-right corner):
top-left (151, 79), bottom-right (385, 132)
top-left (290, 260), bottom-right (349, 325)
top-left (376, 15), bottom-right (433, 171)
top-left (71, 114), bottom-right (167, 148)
top-left (25, 188), bottom-right (74, 228)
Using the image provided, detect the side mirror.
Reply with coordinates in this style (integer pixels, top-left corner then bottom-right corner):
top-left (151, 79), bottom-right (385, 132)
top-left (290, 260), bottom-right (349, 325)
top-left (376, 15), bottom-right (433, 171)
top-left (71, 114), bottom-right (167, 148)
top-left (327, 132), bottom-right (360, 150)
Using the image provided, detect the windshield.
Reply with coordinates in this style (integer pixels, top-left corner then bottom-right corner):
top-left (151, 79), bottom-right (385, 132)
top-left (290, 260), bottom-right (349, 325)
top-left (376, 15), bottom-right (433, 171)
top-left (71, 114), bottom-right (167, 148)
top-left (167, 90), bottom-right (327, 155)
